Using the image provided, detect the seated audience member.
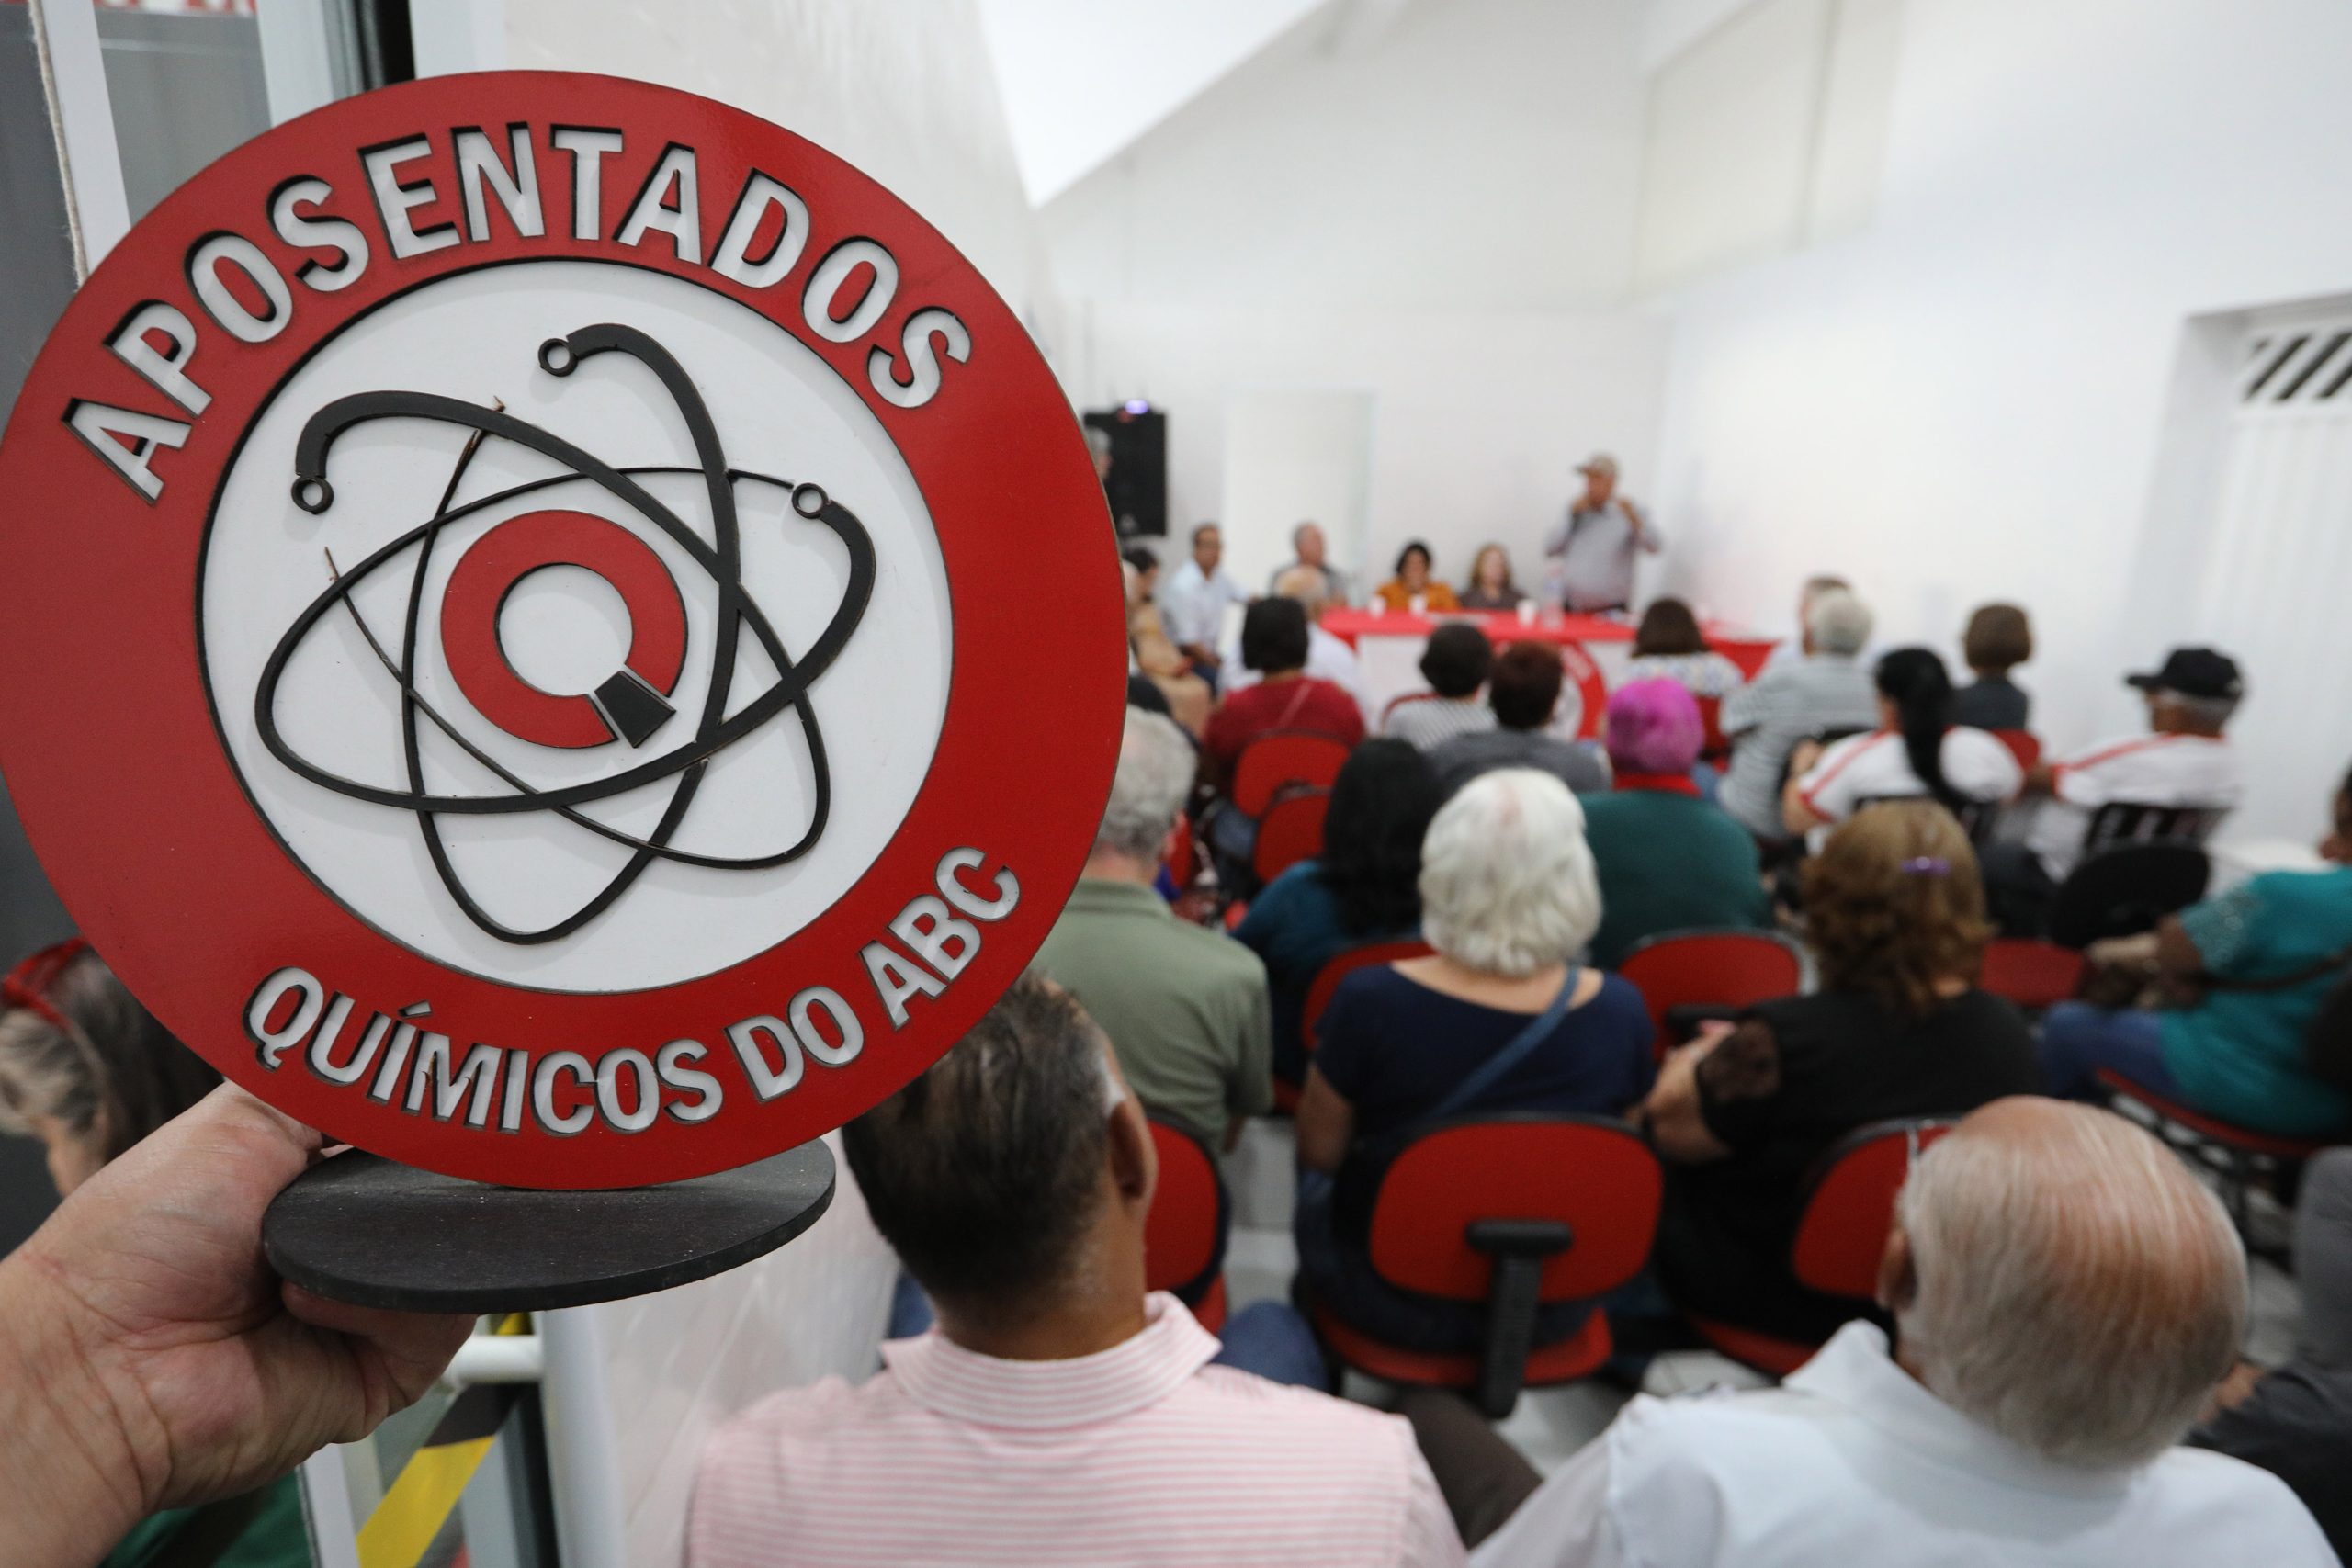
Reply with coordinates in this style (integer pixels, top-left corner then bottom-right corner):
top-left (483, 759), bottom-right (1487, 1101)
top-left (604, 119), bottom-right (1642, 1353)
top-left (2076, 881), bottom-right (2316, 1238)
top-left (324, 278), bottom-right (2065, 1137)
top-left (1578, 679), bottom-right (1769, 968)
top-left (689, 976), bottom-right (1464, 1568)
top-left (1385, 624), bottom-right (1498, 752)
top-left (2038, 765), bottom-right (2352, 1140)
top-left (0, 940), bottom-right (311, 1568)
top-left (1467, 1099), bottom-right (2333, 1567)
top-left (1267, 520), bottom-right (1355, 606)
top-left (1640, 803), bottom-right (2039, 1342)
top-left (1717, 586), bottom-right (1879, 841)
top-left (1624, 597), bottom-right (1746, 700)
top-left (1226, 566), bottom-right (1369, 716)
top-left (1037, 709), bottom-right (1272, 1148)
top-left (1123, 545), bottom-right (1160, 599)
top-left (1124, 560), bottom-right (1210, 734)
top-left (1235, 741), bottom-right (1442, 1084)
top-left (2192, 1146), bottom-right (2352, 1560)
top-left (1782, 648), bottom-right (2022, 836)
top-left (1159, 522), bottom-right (1250, 687)
top-left (1758, 572), bottom-right (1857, 673)
top-left (1952, 602), bottom-right (2033, 730)
top-left (1458, 544), bottom-right (1526, 610)
top-left (1983, 646), bottom-right (2245, 934)
top-left (1295, 772), bottom-right (1656, 1351)
top-left (1374, 540), bottom-right (1461, 613)
top-left (1203, 598), bottom-right (1366, 782)
top-left (1430, 641), bottom-right (1611, 797)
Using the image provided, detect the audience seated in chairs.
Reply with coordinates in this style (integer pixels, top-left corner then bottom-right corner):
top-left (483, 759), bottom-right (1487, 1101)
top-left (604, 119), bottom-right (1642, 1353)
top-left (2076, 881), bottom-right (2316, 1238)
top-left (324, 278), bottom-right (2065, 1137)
top-left (1624, 596), bottom-right (1747, 700)
top-left (688, 976), bottom-right (1466, 1568)
top-left (1036, 708), bottom-right (1272, 1150)
top-left (1429, 641), bottom-right (1610, 799)
top-left (1458, 1099), bottom-right (2333, 1566)
top-left (1294, 770), bottom-right (1655, 1353)
top-left (1234, 740), bottom-right (1442, 1085)
top-left (1717, 586), bottom-right (1880, 842)
top-left (1384, 624), bottom-right (1498, 753)
top-left (1226, 566), bottom-right (1369, 716)
top-left (1984, 645), bottom-right (2245, 936)
top-left (1124, 559), bottom-right (1211, 735)
top-left (0, 941), bottom-right (314, 1568)
top-left (2192, 1145), bottom-right (2352, 1562)
top-left (1374, 539), bottom-right (1460, 613)
top-left (1458, 543), bottom-right (1528, 611)
top-left (1953, 602), bottom-right (2033, 731)
top-left (1639, 803), bottom-right (2039, 1343)
top-left (1204, 598), bottom-right (1364, 781)
top-left (2039, 764), bottom-right (2352, 1141)
top-left (1782, 647), bottom-right (2022, 839)
top-left (1577, 678), bottom-right (1769, 969)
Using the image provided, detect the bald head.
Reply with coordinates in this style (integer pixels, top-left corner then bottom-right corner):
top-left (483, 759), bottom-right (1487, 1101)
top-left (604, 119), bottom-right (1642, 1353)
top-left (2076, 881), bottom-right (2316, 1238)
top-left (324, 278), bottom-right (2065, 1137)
top-left (1272, 564), bottom-right (1330, 616)
top-left (1887, 1098), bottom-right (2245, 1470)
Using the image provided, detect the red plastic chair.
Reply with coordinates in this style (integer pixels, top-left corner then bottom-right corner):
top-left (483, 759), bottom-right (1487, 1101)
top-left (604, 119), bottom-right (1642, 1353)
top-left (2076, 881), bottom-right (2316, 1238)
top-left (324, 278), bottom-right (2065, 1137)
top-left (1618, 930), bottom-right (1806, 1058)
top-left (1978, 938), bottom-right (2084, 1010)
top-left (1686, 1118), bottom-right (1953, 1376)
top-left (1695, 694), bottom-right (1730, 764)
top-left (1163, 814), bottom-right (1195, 890)
top-left (1312, 1116), bottom-right (1663, 1416)
top-left (1230, 731), bottom-right (1351, 818)
top-left (1251, 788), bottom-right (1329, 886)
top-left (1993, 729), bottom-right (2042, 772)
top-left (2097, 1070), bottom-right (2335, 1256)
top-left (1144, 1119), bottom-right (1229, 1332)
top-left (1272, 938), bottom-right (1437, 1113)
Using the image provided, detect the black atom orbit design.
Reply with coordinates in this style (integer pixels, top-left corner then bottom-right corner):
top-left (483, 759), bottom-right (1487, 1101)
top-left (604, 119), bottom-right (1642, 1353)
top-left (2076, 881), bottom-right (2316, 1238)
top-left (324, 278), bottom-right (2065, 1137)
top-left (254, 322), bottom-right (876, 945)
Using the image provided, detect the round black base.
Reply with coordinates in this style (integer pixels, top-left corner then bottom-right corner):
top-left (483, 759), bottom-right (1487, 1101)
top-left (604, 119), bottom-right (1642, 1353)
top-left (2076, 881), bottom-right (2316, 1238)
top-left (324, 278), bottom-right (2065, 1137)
top-left (263, 1142), bottom-right (836, 1313)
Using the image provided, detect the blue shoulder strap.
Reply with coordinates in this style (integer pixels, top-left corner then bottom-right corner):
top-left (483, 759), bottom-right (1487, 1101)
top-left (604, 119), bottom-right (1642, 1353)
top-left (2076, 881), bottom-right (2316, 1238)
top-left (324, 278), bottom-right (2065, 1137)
top-left (1419, 967), bottom-right (1581, 1127)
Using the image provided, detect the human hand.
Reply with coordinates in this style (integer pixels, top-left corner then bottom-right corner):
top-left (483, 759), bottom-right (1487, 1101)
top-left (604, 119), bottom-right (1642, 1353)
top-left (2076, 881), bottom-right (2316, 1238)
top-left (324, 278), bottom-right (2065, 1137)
top-left (0, 1086), bottom-right (472, 1566)
top-left (1787, 739), bottom-right (1825, 777)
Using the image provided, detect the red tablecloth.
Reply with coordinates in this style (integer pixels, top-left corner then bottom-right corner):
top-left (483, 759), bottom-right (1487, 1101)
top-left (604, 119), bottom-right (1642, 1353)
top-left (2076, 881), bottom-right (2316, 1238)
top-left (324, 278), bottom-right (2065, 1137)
top-left (1321, 609), bottom-right (1777, 680)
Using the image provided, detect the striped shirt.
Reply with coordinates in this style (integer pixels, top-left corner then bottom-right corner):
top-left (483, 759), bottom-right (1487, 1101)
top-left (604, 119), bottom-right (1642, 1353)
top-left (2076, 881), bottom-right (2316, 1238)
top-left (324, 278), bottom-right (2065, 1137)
top-left (687, 1293), bottom-right (1463, 1568)
top-left (1385, 695), bottom-right (1498, 752)
top-left (1717, 654), bottom-right (1881, 839)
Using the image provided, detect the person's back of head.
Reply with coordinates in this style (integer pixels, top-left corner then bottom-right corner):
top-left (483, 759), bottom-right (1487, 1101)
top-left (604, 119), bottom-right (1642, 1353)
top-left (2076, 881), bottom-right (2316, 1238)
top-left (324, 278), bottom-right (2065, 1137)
top-left (1605, 677), bottom-right (1703, 777)
top-left (1875, 646), bottom-right (1963, 810)
top-left (1272, 564), bottom-right (1330, 618)
top-left (843, 974), bottom-right (1136, 1336)
top-left (1122, 546), bottom-right (1158, 581)
top-left (2133, 647), bottom-right (2245, 738)
top-left (0, 941), bottom-right (219, 1193)
top-left (1962, 603), bottom-right (2031, 678)
top-left (1634, 597), bottom-right (1706, 657)
top-left (1322, 740), bottom-right (1442, 935)
top-left (1804, 587), bottom-right (1873, 659)
top-left (1488, 640), bottom-right (1566, 731)
top-left (1419, 623), bottom-right (1494, 699)
top-left (1888, 1097), bottom-right (2246, 1470)
top-left (1240, 597), bottom-right (1311, 675)
top-left (1093, 708), bottom-right (1194, 868)
top-left (1419, 769), bottom-right (1600, 978)
top-left (1802, 802), bottom-right (1989, 1016)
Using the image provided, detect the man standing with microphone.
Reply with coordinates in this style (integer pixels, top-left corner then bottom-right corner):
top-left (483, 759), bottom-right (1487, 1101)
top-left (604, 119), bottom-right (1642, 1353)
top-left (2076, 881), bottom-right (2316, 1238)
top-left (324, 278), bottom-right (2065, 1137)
top-left (1544, 453), bottom-right (1662, 615)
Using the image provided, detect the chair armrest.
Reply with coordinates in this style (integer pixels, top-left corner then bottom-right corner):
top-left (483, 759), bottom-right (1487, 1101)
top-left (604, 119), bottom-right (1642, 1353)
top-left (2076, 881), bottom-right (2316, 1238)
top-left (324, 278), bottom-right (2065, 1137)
top-left (1463, 1219), bottom-right (1573, 1418)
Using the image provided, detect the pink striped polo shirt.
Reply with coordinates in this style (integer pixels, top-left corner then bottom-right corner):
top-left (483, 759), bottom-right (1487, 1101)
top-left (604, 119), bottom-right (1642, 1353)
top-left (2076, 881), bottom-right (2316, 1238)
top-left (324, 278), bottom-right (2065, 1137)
top-left (686, 1293), bottom-right (1463, 1567)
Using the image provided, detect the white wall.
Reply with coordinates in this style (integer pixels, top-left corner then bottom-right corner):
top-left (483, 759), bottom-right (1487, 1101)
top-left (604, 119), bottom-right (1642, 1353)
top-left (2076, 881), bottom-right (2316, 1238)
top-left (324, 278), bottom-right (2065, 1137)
top-left (1045, 0), bottom-right (1663, 591)
top-left (1646, 0), bottom-right (2352, 806)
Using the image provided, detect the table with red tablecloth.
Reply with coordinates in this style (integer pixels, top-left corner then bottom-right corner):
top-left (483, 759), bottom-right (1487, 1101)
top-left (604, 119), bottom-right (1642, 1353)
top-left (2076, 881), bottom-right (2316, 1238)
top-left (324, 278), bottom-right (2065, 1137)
top-left (1319, 608), bottom-right (1778, 739)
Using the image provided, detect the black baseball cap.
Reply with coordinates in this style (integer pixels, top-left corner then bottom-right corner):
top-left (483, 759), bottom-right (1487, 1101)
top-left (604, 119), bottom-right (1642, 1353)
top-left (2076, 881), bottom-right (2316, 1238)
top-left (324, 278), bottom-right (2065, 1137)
top-left (2126, 647), bottom-right (2244, 700)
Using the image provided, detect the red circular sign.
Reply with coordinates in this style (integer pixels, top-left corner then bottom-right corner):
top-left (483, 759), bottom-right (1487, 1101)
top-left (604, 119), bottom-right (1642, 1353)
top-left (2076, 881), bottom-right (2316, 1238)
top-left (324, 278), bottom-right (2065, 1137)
top-left (0, 73), bottom-right (1125, 1188)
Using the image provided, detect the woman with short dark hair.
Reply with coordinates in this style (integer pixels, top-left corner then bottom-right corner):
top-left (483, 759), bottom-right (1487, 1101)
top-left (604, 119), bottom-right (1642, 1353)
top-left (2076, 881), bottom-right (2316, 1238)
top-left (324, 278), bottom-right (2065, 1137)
top-left (1384, 623), bottom-right (1497, 752)
top-left (1373, 540), bottom-right (1459, 613)
top-left (1203, 598), bottom-right (1363, 778)
top-left (1627, 595), bottom-right (1747, 699)
top-left (1955, 602), bottom-right (2034, 730)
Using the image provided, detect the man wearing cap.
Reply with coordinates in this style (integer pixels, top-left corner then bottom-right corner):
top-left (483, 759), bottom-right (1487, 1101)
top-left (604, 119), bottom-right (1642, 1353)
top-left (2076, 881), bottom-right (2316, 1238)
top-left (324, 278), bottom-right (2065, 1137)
top-left (1982, 647), bottom-right (2246, 934)
top-left (1543, 454), bottom-right (1660, 615)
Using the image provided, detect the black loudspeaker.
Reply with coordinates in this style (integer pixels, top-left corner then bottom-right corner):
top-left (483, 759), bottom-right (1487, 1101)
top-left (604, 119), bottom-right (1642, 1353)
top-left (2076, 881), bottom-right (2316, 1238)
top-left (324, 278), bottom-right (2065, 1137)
top-left (1084, 407), bottom-right (1166, 540)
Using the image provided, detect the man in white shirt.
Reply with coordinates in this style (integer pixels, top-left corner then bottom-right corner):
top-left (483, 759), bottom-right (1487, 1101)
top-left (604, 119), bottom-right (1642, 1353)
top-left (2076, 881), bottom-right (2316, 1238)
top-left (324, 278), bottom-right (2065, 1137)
top-left (690, 974), bottom-right (1461, 1568)
top-left (1984, 647), bottom-right (2245, 934)
top-left (1267, 520), bottom-right (1354, 606)
top-left (1159, 523), bottom-right (1251, 689)
top-left (1470, 1097), bottom-right (2333, 1568)
top-left (1226, 566), bottom-right (1370, 720)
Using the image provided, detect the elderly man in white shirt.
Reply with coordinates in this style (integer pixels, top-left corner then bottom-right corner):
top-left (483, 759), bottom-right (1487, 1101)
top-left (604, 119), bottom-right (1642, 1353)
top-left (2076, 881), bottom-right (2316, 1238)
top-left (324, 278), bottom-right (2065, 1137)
top-left (1225, 565), bottom-right (1370, 721)
top-left (1469, 1097), bottom-right (2333, 1568)
top-left (1159, 522), bottom-right (1251, 688)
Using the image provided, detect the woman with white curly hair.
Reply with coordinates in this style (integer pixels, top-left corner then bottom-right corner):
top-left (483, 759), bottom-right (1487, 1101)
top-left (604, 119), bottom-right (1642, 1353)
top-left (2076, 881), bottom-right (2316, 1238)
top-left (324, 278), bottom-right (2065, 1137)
top-left (1293, 768), bottom-right (1656, 1351)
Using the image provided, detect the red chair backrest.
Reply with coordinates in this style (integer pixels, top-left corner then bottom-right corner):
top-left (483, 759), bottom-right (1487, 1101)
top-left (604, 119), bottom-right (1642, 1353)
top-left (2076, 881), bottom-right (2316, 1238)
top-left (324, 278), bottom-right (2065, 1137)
top-left (1144, 1119), bottom-right (1226, 1303)
top-left (1163, 813), bottom-right (1194, 890)
top-left (1789, 1119), bottom-right (1952, 1298)
top-left (1230, 730), bottom-right (1351, 818)
top-left (1978, 938), bottom-right (2084, 1010)
top-left (1696, 694), bottom-right (1730, 761)
top-left (1617, 930), bottom-right (1804, 1055)
top-left (1251, 788), bottom-right (1329, 885)
top-left (1367, 1117), bottom-right (1662, 1302)
top-left (1301, 939), bottom-right (1437, 1058)
top-left (1993, 729), bottom-right (2041, 772)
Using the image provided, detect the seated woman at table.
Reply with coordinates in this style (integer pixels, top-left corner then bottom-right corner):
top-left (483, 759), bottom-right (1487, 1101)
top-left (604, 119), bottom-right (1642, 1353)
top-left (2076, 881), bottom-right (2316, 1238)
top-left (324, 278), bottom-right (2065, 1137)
top-left (1373, 540), bottom-right (1460, 614)
top-left (2039, 764), bottom-right (2352, 1141)
top-left (1638, 802), bottom-right (2040, 1342)
top-left (1624, 596), bottom-right (1747, 698)
top-left (1458, 543), bottom-right (1527, 610)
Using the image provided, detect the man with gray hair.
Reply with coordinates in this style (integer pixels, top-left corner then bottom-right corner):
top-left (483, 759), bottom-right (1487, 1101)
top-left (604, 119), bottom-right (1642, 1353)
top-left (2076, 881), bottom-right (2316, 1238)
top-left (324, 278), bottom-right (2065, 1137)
top-left (1034, 707), bottom-right (1272, 1147)
top-left (1716, 585), bottom-right (1880, 840)
top-left (1469, 1098), bottom-right (2332, 1566)
top-left (1268, 520), bottom-right (1355, 606)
